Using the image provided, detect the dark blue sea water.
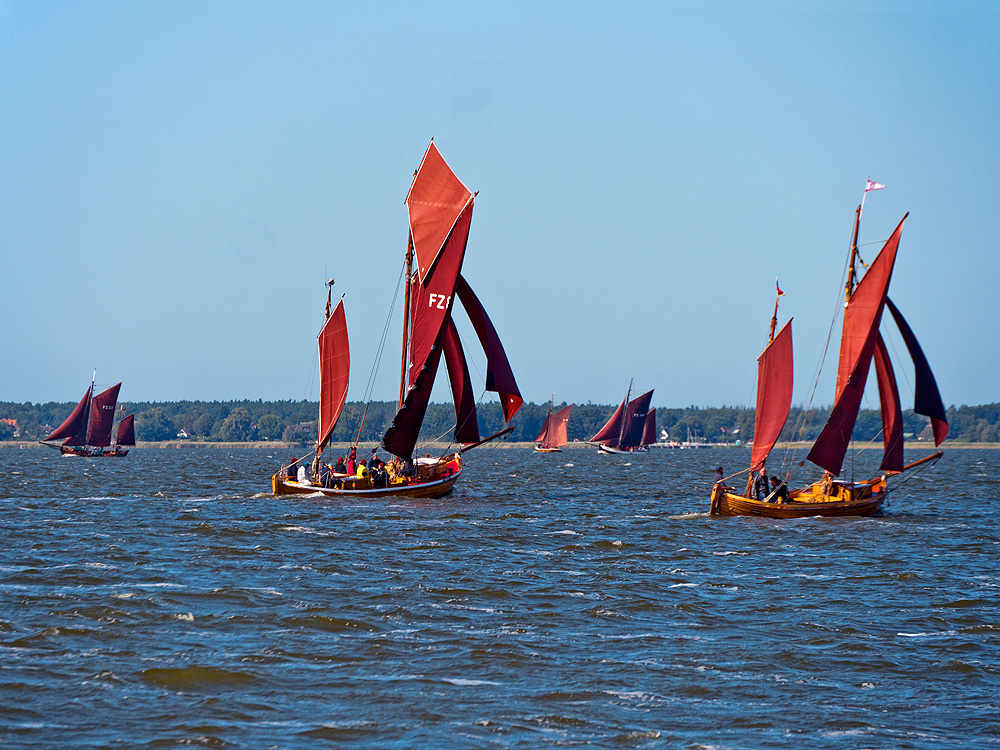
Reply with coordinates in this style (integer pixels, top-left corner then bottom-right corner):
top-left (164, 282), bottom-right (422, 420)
top-left (1, 445), bottom-right (997, 748)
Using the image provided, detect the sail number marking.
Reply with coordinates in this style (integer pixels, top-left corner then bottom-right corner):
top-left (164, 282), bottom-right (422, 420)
top-left (428, 294), bottom-right (451, 310)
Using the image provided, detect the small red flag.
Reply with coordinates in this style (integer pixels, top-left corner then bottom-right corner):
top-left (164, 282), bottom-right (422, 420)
top-left (776, 278), bottom-right (785, 296)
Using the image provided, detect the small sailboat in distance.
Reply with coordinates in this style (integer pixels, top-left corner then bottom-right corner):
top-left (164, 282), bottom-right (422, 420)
top-left (271, 140), bottom-right (522, 498)
top-left (591, 380), bottom-right (654, 454)
top-left (710, 181), bottom-right (947, 518)
top-left (41, 375), bottom-right (133, 456)
top-left (535, 396), bottom-right (572, 452)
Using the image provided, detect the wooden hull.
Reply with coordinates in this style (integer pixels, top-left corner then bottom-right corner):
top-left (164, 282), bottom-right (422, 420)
top-left (709, 479), bottom-right (885, 519)
top-left (272, 453), bottom-right (461, 500)
top-left (534, 446), bottom-right (562, 453)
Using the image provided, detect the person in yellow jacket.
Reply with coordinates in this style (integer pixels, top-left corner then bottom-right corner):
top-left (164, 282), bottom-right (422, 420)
top-left (356, 459), bottom-right (369, 478)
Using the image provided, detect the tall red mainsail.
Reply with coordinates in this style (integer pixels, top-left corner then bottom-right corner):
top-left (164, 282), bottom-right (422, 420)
top-left (87, 383), bottom-right (122, 447)
top-left (808, 216), bottom-right (904, 476)
top-left (317, 298), bottom-right (350, 451)
top-left (750, 320), bottom-right (794, 472)
top-left (45, 384), bottom-right (93, 443)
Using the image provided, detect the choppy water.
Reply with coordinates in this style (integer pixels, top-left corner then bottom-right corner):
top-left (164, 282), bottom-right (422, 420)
top-left (1, 445), bottom-right (997, 748)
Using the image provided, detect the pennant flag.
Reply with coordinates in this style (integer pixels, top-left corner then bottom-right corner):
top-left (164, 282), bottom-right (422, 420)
top-left (865, 178), bottom-right (885, 192)
top-left (776, 278), bottom-right (785, 296)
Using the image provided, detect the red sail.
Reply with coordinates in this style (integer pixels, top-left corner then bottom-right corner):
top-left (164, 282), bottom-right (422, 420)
top-left (750, 320), bottom-right (793, 472)
top-left (117, 413), bottom-right (135, 446)
top-left (885, 298), bottom-right (949, 445)
top-left (874, 334), bottom-right (904, 472)
top-left (88, 383), bottom-right (122, 447)
top-left (591, 396), bottom-right (627, 446)
top-left (408, 203), bottom-right (472, 387)
top-left (382, 327), bottom-right (446, 459)
top-left (641, 408), bottom-right (657, 447)
top-left (538, 404), bottom-right (572, 448)
top-left (621, 389), bottom-right (654, 449)
top-left (318, 298), bottom-right (350, 451)
top-left (45, 384), bottom-right (93, 443)
top-left (809, 216), bottom-right (903, 476)
top-left (454, 275), bottom-right (523, 422)
top-left (443, 317), bottom-right (480, 444)
top-left (835, 215), bottom-right (906, 402)
top-left (405, 141), bottom-right (473, 284)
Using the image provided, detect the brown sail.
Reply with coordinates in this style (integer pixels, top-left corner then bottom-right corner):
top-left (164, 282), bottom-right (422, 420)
top-left (537, 404), bottom-right (572, 449)
top-left (87, 383), bottom-right (121, 448)
top-left (317, 298), bottom-right (350, 452)
top-left (45, 384), bottom-right (93, 444)
top-left (750, 320), bottom-right (793, 472)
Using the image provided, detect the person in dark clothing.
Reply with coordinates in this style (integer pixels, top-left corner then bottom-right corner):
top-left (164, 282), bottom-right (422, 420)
top-left (769, 475), bottom-right (790, 503)
top-left (319, 462), bottom-right (332, 488)
top-left (712, 466), bottom-right (724, 485)
top-left (751, 465), bottom-right (769, 501)
top-left (286, 458), bottom-right (298, 479)
top-left (335, 457), bottom-right (347, 474)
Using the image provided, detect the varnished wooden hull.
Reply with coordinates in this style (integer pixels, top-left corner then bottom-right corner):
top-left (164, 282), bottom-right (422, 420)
top-left (709, 481), bottom-right (885, 518)
top-left (534, 446), bottom-right (562, 453)
top-left (271, 453), bottom-right (461, 500)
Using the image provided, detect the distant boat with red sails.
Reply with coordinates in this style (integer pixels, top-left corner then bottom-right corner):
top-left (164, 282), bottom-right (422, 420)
top-left (710, 181), bottom-right (948, 518)
top-left (40, 375), bottom-right (135, 457)
top-left (272, 140), bottom-right (522, 499)
top-left (535, 397), bottom-right (572, 452)
top-left (590, 381), bottom-right (656, 454)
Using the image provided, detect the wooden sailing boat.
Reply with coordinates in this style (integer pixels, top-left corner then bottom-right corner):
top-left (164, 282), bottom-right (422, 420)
top-left (591, 381), bottom-right (654, 454)
top-left (535, 397), bottom-right (572, 452)
top-left (710, 186), bottom-right (948, 518)
top-left (271, 141), bottom-right (522, 499)
top-left (41, 376), bottom-right (134, 457)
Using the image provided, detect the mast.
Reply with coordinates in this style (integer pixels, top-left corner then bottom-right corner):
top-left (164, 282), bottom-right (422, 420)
top-left (398, 234), bottom-right (414, 409)
top-left (312, 279), bottom-right (334, 475)
top-left (845, 204), bottom-right (861, 304)
top-left (617, 379), bottom-right (633, 449)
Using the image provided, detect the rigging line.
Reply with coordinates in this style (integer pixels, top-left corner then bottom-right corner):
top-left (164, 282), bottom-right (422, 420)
top-left (361, 260), bottom-right (406, 406)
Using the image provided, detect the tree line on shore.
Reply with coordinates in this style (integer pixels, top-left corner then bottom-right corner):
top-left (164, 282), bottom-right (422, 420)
top-left (2, 399), bottom-right (997, 445)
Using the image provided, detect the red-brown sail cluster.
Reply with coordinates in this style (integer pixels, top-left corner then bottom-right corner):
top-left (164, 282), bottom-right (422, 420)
top-left (382, 142), bottom-right (522, 460)
top-left (536, 403), bottom-right (572, 449)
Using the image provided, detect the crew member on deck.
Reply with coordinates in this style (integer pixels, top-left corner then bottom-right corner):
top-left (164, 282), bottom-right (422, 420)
top-left (712, 466), bottom-right (724, 485)
top-left (356, 459), bottom-right (369, 478)
top-left (769, 475), bottom-right (789, 503)
top-left (751, 465), bottom-right (769, 501)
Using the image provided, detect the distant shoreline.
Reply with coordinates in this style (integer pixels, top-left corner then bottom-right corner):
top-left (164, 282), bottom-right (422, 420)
top-left (3, 440), bottom-right (993, 450)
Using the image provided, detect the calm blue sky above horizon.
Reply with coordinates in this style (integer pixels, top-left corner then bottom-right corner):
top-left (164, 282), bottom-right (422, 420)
top-left (2, 1), bottom-right (997, 412)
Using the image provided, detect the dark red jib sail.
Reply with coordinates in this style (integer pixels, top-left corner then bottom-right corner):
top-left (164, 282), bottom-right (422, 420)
top-left (809, 215), bottom-right (904, 476)
top-left (750, 320), bottom-right (793, 472)
top-left (117, 413), bottom-right (135, 446)
top-left (620, 390), bottom-right (654, 449)
top-left (87, 383), bottom-right (122, 447)
top-left (454, 276), bottom-right (523, 423)
top-left (406, 141), bottom-right (474, 284)
top-left (443, 318), bottom-right (480, 445)
top-left (641, 408), bottom-right (657, 447)
top-left (874, 334), bottom-right (904, 472)
top-left (885, 298), bottom-right (949, 446)
top-left (318, 298), bottom-right (350, 452)
top-left (45, 384), bottom-right (94, 443)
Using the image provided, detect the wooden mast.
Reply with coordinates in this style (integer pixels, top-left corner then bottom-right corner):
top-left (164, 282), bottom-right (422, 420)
top-left (398, 234), bottom-right (414, 409)
top-left (617, 379), bottom-right (632, 450)
top-left (845, 204), bottom-right (861, 303)
top-left (313, 280), bottom-right (335, 476)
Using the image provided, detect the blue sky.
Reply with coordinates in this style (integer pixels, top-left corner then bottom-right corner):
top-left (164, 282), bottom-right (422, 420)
top-left (2, 1), bottom-right (997, 412)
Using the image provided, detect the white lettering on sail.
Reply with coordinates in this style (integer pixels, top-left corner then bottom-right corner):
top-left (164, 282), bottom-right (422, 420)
top-left (428, 294), bottom-right (451, 310)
